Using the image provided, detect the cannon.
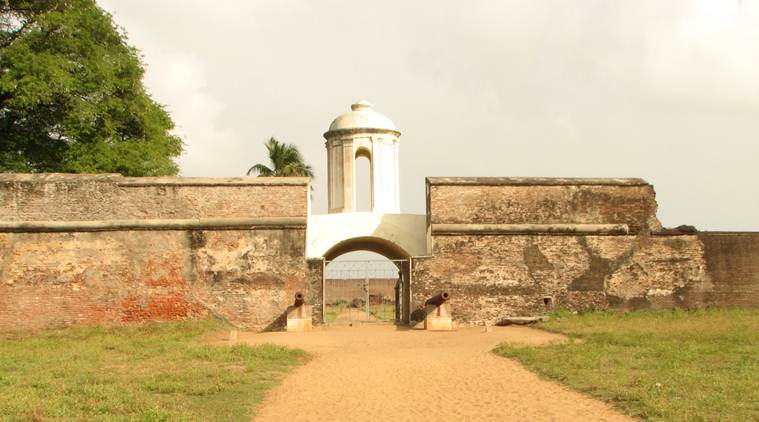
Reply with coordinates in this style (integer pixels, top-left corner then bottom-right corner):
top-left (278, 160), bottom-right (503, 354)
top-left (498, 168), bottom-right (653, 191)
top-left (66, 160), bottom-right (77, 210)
top-left (294, 291), bottom-right (305, 307)
top-left (424, 292), bottom-right (452, 331)
top-left (425, 291), bottom-right (450, 306)
top-left (287, 291), bottom-right (312, 332)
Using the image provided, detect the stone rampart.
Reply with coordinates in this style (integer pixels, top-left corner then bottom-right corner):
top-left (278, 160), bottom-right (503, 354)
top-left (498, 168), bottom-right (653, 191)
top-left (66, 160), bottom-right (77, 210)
top-left (0, 174), bottom-right (314, 331)
top-left (411, 233), bottom-right (712, 324)
top-left (414, 177), bottom-right (758, 325)
top-left (0, 173), bottom-right (307, 221)
top-left (427, 177), bottom-right (661, 233)
top-left (2, 174), bottom-right (758, 330)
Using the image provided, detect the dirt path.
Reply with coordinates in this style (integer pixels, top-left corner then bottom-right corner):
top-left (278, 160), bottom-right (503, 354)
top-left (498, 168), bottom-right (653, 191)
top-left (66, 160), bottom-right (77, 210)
top-left (238, 324), bottom-right (631, 422)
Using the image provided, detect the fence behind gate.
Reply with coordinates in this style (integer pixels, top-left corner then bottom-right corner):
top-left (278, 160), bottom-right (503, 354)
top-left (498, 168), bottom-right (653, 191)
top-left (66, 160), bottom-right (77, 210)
top-left (324, 259), bottom-right (407, 324)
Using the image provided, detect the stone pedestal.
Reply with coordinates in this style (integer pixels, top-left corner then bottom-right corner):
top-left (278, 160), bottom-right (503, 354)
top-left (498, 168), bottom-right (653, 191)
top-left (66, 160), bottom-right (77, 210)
top-left (424, 303), bottom-right (452, 331)
top-left (286, 305), bottom-right (313, 332)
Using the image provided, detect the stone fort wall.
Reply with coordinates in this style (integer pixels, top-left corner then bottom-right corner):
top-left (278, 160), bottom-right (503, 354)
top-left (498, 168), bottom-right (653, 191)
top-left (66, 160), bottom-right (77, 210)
top-left (411, 178), bottom-right (759, 325)
top-left (699, 232), bottom-right (759, 307)
top-left (0, 174), bottom-right (319, 331)
top-left (1, 174), bottom-right (758, 331)
top-left (0, 173), bottom-right (306, 221)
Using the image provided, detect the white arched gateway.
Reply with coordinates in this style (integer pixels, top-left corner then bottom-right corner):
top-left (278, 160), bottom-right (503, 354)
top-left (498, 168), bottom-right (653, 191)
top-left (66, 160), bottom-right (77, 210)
top-left (308, 101), bottom-right (428, 324)
top-left (307, 213), bottom-right (427, 260)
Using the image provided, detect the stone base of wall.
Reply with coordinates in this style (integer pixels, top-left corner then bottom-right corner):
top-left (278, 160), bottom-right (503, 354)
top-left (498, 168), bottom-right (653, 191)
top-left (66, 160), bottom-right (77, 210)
top-left (411, 233), bottom-right (713, 325)
top-left (0, 229), bottom-right (315, 331)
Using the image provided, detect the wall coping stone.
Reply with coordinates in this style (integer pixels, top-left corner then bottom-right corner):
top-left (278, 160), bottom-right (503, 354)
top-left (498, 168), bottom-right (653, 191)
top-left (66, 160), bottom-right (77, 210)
top-left (0, 217), bottom-right (306, 233)
top-left (697, 231), bottom-right (759, 235)
top-left (431, 223), bottom-right (630, 235)
top-left (0, 173), bottom-right (309, 186)
top-left (426, 177), bottom-right (650, 186)
top-left (0, 173), bottom-right (123, 182)
top-left (118, 177), bottom-right (308, 187)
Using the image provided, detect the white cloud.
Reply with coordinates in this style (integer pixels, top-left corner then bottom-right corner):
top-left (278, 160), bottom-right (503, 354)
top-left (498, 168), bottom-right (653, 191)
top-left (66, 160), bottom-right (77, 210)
top-left (144, 53), bottom-right (243, 176)
top-left (641, 0), bottom-right (759, 102)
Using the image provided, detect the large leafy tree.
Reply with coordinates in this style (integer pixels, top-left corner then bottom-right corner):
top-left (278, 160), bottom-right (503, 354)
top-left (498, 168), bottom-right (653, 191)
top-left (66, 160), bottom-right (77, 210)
top-left (247, 137), bottom-right (313, 178)
top-left (0, 0), bottom-right (182, 175)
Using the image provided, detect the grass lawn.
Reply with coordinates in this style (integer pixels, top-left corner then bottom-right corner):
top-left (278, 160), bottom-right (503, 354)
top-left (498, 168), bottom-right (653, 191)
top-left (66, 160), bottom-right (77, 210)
top-left (0, 318), bottom-right (305, 421)
top-left (494, 308), bottom-right (759, 421)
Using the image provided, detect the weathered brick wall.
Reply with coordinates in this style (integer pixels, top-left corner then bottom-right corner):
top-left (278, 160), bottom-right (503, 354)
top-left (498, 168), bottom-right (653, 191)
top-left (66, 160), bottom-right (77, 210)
top-left (0, 173), bottom-right (307, 221)
top-left (428, 177), bottom-right (661, 233)
top-left (0, 229), bottom-right (313, 331)
top-left (306, 259), bottom-right (325, 325)
top-left (699, 232), bottom-right (759, 307)
top-left (187, 229), bottom-right (309, 329)
top-left (413, 177), bottom-right (742, 325)
top-left (4, 173), bottom-right (757, 330)
top-left (411, 234), bottom-right (712, 324)
top-left (0, 230), bottom-right (203, 329)
top-left (0, 173), bottom-right (315, 331)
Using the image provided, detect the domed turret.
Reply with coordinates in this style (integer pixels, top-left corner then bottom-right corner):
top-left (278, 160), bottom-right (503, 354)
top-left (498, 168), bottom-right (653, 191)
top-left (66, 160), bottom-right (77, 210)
top-left (325, 100), bottom-right (398, 135)
top-left (324, 101), bottom-right (401, 214)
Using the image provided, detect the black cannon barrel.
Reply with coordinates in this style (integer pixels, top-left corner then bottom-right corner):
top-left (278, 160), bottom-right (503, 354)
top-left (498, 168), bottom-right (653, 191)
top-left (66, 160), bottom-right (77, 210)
top-left (426, 291), bottom-right (450, 306)
top-left (294, 292), bottom-right (305, 307)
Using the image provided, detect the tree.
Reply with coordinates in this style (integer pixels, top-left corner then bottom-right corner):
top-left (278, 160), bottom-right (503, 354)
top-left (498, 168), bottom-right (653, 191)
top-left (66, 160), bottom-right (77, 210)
top-left (0, 0), bottom-right (182, 176)
top-left (247, 137), bottom-right (314, 178)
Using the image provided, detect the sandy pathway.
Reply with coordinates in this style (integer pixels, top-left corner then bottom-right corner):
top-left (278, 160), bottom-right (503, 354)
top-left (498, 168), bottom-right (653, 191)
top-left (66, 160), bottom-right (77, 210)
top-left (238, 324), bottom-right (631, 422)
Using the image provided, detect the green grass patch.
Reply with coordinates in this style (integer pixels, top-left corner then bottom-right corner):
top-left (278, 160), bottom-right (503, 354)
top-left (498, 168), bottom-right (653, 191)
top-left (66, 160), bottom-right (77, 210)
top-left (369, 304), bottom-right (395, 321)
top-left (324, 303), bottom-right (346, 323)
top-left (0, 318), bottom-right (305, 421)
top-left (494, 308), bottom-right (759, 421)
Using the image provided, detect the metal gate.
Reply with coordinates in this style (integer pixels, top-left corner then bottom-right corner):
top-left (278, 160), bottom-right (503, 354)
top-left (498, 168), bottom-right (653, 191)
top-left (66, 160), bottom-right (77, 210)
top-left (324, 259), bottom-right (408, 324)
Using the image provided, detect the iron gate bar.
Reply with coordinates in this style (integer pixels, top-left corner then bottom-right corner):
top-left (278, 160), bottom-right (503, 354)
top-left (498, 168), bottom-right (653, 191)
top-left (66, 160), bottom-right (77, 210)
top-left (364, 261), bottom-right (369, 321)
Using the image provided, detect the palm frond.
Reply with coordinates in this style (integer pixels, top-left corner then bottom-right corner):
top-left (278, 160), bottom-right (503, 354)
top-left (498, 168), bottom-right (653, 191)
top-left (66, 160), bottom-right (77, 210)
top-left (248, 136), bottom-right (313, 179)
top-left (281, 162), bottom-right (314, 178)
top-left (247, 164), bottom-right (274, 176)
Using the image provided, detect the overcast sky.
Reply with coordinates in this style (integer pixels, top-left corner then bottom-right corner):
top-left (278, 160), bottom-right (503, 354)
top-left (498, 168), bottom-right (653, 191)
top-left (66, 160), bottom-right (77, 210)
top-left (98, 0), bottom-right (758, 230)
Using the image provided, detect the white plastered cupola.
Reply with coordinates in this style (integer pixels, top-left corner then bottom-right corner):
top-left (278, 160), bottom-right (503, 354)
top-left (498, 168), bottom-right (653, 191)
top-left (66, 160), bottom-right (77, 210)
top-left (307, 100), bottom-right (427, 259)
top-left (323, 100), bottom-right (401, 214)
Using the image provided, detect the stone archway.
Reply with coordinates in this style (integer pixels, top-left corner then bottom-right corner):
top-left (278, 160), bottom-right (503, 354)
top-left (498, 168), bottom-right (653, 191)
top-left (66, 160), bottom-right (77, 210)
top-left (323, 236), bottom-right (410, 261)
top-left (322, 237), bottom-right (412, 325)
top-left (307, 212), bottom-right (428, 259)
top-left (306, 213), bottom-right (427, 326)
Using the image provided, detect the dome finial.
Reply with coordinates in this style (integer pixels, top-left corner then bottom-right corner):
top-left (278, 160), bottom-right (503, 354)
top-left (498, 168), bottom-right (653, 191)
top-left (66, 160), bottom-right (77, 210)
top-left (351, 100), bottom-right (373, 111)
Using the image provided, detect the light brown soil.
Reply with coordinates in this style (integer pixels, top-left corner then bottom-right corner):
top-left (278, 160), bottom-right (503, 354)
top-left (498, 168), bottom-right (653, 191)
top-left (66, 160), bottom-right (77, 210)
top-left (238, 324), bottom-right (632, 421)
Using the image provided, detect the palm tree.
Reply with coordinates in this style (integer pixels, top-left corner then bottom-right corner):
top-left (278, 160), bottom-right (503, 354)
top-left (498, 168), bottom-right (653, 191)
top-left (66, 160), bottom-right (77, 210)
top-left (247, 137), bottom-right (314, 178)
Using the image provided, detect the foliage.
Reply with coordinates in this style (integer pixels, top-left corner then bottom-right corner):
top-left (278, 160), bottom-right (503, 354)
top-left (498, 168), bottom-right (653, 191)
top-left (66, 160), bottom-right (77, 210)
top-left (0, 318), bottom-right (305, 420)
top-left (0, 0), bottom-right (182, 175)
top-left (494, 309), bottom-right (759, 421)
top-left (247, 137), bottom-right (314, 178)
